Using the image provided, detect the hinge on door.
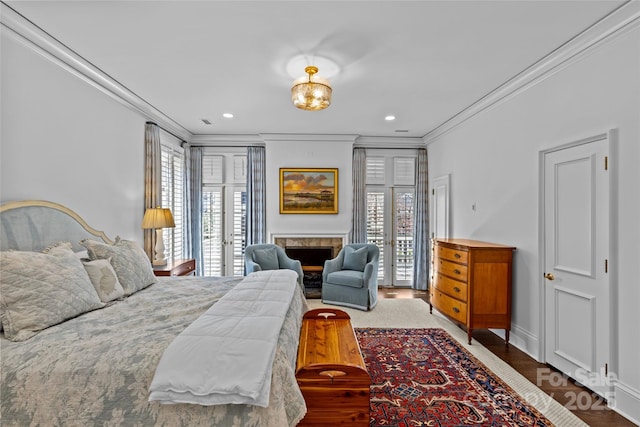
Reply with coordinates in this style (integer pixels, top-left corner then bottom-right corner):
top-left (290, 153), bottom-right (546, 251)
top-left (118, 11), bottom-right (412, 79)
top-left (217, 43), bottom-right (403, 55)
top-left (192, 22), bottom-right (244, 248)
top-left (432, 189), bottom-right (435, 195)
top-left (605, 363), bottom-right (608, 376)
top-left (605, 156), bottom-right (608, 170)
top-left (605, 259), bottom-right (608, 273)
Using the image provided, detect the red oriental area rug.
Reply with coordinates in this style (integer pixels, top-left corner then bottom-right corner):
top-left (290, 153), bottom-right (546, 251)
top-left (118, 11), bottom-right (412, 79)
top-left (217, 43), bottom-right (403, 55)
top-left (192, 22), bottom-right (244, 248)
top-left (355, 328), bottom-right (554, 427)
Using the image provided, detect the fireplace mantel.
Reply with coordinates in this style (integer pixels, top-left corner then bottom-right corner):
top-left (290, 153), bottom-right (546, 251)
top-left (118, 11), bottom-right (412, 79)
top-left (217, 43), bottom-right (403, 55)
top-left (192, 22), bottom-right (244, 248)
top-left (270, 232), bottom-right (348, 259)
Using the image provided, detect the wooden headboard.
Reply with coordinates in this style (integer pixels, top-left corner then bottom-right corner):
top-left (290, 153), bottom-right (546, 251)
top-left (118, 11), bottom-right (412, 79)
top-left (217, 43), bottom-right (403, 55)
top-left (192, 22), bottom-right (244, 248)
top-left (0, 200), bottom-right (113, 252)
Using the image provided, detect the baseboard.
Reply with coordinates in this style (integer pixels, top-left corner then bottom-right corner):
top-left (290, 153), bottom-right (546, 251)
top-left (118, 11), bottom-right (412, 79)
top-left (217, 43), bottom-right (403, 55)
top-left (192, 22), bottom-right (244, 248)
top-left (612, 380), bottom-right (640, 425)
top-left (489, 322), bottom-right (540, 361)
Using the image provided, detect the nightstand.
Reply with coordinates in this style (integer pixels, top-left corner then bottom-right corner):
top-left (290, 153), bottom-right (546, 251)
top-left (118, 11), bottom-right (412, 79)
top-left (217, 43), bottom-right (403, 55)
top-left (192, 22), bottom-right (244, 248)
top-left (153, 258), bottom-right (196, 277)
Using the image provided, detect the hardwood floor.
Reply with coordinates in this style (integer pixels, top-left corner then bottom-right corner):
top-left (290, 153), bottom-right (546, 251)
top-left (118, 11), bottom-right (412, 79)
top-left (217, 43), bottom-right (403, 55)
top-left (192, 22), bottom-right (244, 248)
top-left (378, 287), bottom-right (637, 427)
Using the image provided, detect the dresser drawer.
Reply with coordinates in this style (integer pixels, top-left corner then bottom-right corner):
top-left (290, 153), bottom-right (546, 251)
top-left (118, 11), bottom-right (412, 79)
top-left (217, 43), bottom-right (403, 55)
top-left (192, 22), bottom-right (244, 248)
top-left (435, 259), bottom-right (468, 281)
top-left (430, 289), bottom-right (468, 324)
top-left (435, 246), bottom-right (468, 264)
top-left (433, 274), bottom-right (468, 301)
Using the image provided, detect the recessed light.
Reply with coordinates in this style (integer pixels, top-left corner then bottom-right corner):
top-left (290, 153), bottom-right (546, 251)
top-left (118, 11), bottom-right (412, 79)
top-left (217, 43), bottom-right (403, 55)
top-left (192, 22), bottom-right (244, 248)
top-left (385, 115), bottom-right (396, 121)
top-left (223, 113), bottom-right (234, 119)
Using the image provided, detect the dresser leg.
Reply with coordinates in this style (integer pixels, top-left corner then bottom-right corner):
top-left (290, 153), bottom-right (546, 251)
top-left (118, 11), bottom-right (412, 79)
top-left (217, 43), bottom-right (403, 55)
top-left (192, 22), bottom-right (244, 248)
top-left (505, 329), bottom-right (510, 347)
top-left (467, 330), bottom-right (472, 345)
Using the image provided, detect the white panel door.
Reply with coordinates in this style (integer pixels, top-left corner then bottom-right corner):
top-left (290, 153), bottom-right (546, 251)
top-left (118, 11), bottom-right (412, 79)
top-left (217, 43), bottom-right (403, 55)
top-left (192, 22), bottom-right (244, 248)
top-left (430, 175), bottom-right (450, 239)
top-left (543, 136), bottom-right (610, 398)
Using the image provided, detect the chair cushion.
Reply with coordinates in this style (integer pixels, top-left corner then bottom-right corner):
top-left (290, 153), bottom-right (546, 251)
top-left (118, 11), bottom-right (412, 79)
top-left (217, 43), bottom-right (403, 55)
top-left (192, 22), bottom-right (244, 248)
top-left (343, 246), bottom-right (368, 271)
top-left (326, 270), bottom-right (365, 288)
top-left (252, 247), bottom-right (279, 270)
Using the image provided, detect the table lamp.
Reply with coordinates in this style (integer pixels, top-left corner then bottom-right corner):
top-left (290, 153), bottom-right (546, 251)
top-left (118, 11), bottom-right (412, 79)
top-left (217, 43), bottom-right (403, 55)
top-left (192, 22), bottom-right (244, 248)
top-left (142, 207), bottom-right (175, 266)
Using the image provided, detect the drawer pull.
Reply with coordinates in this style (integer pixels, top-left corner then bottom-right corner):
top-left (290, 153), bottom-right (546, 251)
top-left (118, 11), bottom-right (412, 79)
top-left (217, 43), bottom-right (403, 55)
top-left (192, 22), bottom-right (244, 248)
top-left (453, 269), bottom-right (461, 275)
top-left (454, 253), bottom-right (461, 258)
top-left (453, 287), bottom-right (461, 293)
top-left (452, 307), bottom-right (460, 313)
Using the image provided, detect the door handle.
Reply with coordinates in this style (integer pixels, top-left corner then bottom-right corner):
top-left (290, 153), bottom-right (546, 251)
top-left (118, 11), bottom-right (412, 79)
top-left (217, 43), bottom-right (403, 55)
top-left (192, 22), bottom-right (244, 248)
top-left (544, 273), bottom-right (555, 281)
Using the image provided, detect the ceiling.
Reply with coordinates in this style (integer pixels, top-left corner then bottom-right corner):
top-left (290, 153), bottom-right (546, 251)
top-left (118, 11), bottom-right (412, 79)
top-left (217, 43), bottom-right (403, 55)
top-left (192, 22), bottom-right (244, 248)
top-left (4, 0), bottom-right (625, 139)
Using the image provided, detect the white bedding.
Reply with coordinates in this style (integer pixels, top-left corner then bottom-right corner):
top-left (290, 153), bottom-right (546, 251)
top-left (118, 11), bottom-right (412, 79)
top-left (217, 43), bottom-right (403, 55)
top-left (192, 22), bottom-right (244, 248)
top-left (148, 269), bottom-right (299, 407)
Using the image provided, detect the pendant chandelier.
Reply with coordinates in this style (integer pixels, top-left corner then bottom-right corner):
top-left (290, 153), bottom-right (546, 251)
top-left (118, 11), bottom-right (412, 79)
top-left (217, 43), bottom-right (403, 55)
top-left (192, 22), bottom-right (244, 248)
top-left (291, 66), bottom-right (332, 111)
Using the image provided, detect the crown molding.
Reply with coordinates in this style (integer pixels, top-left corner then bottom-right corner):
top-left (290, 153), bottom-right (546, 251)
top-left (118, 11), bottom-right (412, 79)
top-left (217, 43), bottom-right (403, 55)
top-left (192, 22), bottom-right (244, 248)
top-left (260, 134), bottom-right (359, 143)
top-left (423, 0), bottom-right (640, 145)
top-left (190, 134), bottom-right (264, 146)
top-left (0, 2), bottom-right (192, 142)
top-left (355, 136), bottom-right (425, 148)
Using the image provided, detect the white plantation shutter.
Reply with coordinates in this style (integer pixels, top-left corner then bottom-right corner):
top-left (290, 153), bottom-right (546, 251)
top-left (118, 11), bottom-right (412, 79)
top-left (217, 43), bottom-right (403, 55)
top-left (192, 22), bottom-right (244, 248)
top-left (366, 157), bottom-right (385, 184)
top-left (393, 157), bottom-right (416, 185)
top-left (233, 190), bottom-right (246, 275)
top-left (233, 156), bottom-right (247, 182)
top-left (202, 188), bottom-right (223, 276)
top-left (160, 144), bottom-right (184, 260)
top-left (203, 155), bottom-right (224, 184)
top-left (366, 191), bottom-right (385, 282)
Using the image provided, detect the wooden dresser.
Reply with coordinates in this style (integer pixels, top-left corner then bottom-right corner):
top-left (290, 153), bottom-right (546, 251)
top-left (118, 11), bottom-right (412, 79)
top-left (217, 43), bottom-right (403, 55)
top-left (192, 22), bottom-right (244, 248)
top-left (429, 238), bottom-right (515, 345)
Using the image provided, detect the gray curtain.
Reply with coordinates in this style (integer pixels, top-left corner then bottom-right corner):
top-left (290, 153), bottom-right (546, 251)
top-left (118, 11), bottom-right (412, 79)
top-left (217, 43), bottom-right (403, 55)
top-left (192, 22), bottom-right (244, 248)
top-left (185, 144), bottom-right (204, 275)
top-left (412, 148), bottom-right (429, 290)
top-left (143, 122), bottom-right (162, 261)
top-left (246, 146), bottom-right (266, 245)
top-left (351, 147), bottom-right (367, 243)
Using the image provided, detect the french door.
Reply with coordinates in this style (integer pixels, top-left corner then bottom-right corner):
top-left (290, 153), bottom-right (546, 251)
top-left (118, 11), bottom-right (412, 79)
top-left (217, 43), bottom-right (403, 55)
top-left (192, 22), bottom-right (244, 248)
top-left (202, 185), bottom-right (246, 276)
top-left (367, 187), bottom-right (415, 287)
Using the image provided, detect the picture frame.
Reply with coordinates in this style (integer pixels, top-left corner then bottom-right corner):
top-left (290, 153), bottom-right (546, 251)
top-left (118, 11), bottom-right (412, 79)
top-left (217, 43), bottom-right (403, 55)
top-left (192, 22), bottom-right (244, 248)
top-left (279, 168), bottom-right (338, 214)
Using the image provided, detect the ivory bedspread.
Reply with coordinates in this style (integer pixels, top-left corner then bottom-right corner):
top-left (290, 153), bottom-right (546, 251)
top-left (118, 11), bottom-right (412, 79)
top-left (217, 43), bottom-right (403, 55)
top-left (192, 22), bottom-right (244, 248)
top-left (149, 270), bottom-right (299, 406)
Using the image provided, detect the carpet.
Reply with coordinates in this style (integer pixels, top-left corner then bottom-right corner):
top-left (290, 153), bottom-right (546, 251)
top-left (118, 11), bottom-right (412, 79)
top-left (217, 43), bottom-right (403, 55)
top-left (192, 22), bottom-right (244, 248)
top-left (306, 298), bottom-right (587, 427)
top-left (356, 327), bottom-right (552, 427)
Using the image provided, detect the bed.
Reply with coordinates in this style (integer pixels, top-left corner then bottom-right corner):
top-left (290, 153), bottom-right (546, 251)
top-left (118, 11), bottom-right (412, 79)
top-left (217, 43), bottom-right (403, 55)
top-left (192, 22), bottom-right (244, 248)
top-left (0, 200), bottom-right (308, 426)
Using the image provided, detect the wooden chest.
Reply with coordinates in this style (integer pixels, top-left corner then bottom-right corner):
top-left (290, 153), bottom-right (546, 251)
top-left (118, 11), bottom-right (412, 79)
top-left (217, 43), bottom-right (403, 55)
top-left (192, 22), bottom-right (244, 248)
top-left (296, 308), bottom-right (370, 426)
top-left (429, 238), bottom-right (515, 345)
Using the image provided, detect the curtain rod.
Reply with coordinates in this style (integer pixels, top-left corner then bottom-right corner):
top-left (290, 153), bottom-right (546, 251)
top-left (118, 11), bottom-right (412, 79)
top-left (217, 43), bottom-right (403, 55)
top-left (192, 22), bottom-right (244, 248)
top-left (146, 121), bottom-right (186, 144)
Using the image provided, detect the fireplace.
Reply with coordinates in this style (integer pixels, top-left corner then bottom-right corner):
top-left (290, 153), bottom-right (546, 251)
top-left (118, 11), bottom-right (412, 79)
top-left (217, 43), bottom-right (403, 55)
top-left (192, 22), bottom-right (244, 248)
top-left (284, 246), bottom-right (333, 268)
top-left (273, 235), bottom-right (345, 295)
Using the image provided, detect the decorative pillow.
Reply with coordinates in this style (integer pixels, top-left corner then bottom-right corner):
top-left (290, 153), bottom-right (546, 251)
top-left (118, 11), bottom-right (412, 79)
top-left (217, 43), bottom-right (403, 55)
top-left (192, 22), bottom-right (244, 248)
top-left (81, 237), bottom-right (156, 296)
top-left (253, 247), bottom-right (279, 270)
top-left (82, 257), bottom-right (125, 302)
top-left (343, 246), bottom-right (368, 271)
top-left (0, 243), bottom-right (105, 341)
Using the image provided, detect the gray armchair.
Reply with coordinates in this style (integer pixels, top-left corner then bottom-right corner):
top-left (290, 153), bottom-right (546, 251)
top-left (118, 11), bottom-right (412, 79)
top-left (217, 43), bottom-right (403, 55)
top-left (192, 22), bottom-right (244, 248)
top-left (321, 243), bottom-right (379, 311)
top-left (244, 244), bottom-right (304, 288)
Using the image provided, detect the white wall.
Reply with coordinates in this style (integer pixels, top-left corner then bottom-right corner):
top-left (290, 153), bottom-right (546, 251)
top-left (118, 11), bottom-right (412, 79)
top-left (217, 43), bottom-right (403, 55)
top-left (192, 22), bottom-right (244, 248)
top-left (265, 136), bottom-right (354, 240)
top-left (427, 27), bottom-right (639, 422)
top-left (1, 30), bottom-right (148, 243)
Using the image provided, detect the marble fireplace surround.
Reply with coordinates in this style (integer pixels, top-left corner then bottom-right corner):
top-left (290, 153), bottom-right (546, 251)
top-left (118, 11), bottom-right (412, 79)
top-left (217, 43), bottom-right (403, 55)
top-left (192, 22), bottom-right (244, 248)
top-left (271, 233), bottom-right (348, 265)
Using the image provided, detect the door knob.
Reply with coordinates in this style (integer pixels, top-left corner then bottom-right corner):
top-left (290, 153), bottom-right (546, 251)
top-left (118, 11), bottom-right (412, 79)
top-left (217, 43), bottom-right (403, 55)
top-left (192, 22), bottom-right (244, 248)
top-left (544, 273), bottom-right (555, 281)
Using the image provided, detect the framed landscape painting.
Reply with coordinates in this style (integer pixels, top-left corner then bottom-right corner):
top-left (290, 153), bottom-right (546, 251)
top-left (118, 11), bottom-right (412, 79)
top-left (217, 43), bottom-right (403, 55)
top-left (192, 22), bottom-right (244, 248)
top-left (279, 168), bottom-right (338, 214)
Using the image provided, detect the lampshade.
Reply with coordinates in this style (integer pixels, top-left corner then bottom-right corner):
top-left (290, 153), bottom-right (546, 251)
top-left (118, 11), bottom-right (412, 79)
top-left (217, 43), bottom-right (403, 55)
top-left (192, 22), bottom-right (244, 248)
top-left (291, 66), bottom-right (332, 111)
top-left (141, 207), bottom-right (175, 229)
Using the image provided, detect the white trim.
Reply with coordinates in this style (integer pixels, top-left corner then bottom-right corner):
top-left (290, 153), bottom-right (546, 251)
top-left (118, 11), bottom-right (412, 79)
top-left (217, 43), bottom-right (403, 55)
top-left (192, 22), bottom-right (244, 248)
top-left (505, 323), bottom-right (540, 361)
top-left (269, 232), bottom-right (349, 246)
top-left (262, 134), bottom-right (358, 143)
top-left (612, 381), bottom-right (640, 425)
top-left (424, 1), bottom-right (640, 145)
top-left (356, 136), bottom-right (425, 148)
top-left (191, 134), bottom-right (265, 146)
top-left (0, 2), bottom-right (191, 141)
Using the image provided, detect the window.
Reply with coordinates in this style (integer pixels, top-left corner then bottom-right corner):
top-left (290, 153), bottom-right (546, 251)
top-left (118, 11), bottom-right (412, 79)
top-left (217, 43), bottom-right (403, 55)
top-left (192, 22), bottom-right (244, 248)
top-left (365, 150), bottom-right (417, 287)
top-left (160, 142), bottom-right (184, 261)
